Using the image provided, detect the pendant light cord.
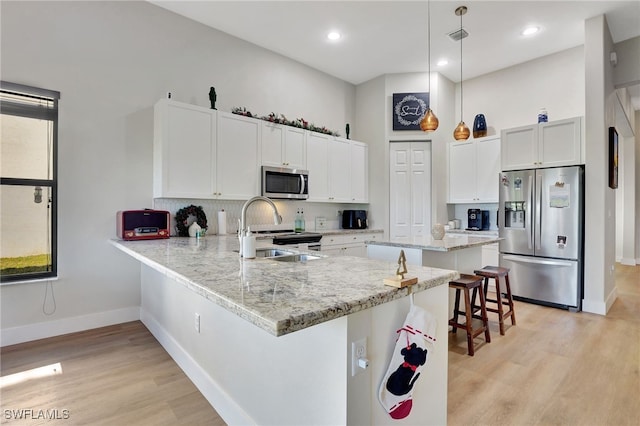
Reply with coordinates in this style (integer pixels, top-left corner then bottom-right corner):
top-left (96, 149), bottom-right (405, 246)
top-left (459, 7), bottom-right (463, 122)
top-left (427, 0), bottom-right (431, 93)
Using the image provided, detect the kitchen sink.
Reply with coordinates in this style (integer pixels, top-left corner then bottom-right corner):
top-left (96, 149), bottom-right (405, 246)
top-left (255, 248), bottom-right (295, 258)
top-left (271, 254), bottom-right (322, 262)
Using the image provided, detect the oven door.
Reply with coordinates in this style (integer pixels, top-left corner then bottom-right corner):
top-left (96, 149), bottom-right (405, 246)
top-left (262, 166), bottom-right (309, 199)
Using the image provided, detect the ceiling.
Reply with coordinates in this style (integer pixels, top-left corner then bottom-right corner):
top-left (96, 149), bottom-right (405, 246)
top-left (149, 0), bottom-right (640, 108)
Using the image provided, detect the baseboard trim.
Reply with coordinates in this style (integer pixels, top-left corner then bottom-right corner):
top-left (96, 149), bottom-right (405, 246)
top-left (141, 309), bottom-right (254, 426)
top-left (582, 286), bottom-right (618, 316)
top-left (0, 306), bottom-right (140, 347)
top-left (620, 258), bottom-right (637, 266)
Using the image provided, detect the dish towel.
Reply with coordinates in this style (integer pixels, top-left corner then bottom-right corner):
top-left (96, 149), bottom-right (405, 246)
top-left (378, 304), bottom-right (437, 420)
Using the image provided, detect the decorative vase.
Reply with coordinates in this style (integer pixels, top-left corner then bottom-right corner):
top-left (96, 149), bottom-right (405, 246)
top-left (473, 114), bottom-right (487, 138)
top-left (431, 223), bottom-right (445, 240)
top-left (188, 221), bottom-right (202, 238)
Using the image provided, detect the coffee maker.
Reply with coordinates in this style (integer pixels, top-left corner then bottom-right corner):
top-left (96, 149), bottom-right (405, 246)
top-left (467, 209), bottom-right (490, 231)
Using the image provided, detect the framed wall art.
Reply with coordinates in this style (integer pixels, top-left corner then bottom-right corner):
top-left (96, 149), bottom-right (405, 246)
top-left (392, 92), bottom-right (429, 131)
top-left (608, 126), bottom-right (618, 189)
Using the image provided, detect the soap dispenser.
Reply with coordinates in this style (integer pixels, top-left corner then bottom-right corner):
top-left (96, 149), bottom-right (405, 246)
top-left (242, 226), bottom-right (256, 259)
top-left (300, 209), bottom-right (306, 232)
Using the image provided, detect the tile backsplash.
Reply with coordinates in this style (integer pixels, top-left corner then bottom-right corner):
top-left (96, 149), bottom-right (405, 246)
top-left (154, 198), bottom-right (369, 236)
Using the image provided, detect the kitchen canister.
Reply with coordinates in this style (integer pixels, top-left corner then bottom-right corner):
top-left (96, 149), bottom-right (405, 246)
top-left (431, 223), bottom-right (445, 240)
top-left (217, 209), bottom-right (227, 235)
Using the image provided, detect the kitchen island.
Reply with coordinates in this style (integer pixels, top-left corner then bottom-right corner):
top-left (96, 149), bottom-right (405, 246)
top-left (366, 234), bottom-right (502, 317)
top-left (366, 233), bottom-right (502, 271)
top-left (111, 235), bottom-right (458, 425)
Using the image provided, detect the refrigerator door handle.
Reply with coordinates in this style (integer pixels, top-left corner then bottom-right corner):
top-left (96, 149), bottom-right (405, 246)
top-left (535, 172), bottom-right (542, 251)
top-left (502, 255), bottom-right (575, 267)
top-left (527, 175), bottom-right (533, 250)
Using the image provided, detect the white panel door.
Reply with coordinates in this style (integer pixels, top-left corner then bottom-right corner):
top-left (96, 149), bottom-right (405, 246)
top-left (410, 144), bottom-right (431, 238)
top-left (390, 142), bottom-right (431, 241)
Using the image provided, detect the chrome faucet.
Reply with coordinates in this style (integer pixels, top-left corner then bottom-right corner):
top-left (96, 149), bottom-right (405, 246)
top-left (239, 196), bottom-right (282, 239)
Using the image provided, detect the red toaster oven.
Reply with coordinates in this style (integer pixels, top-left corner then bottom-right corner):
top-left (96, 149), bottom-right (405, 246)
top-left (116, 210), bottom-right (170, 240)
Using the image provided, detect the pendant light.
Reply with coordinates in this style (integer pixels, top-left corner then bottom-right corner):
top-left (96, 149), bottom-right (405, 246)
top-left (453, 5), bottom-right (470, 141)
top-left (420, 0), bottom-right (439, 132)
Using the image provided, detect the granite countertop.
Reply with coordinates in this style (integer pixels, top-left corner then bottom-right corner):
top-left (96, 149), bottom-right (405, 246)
top-left (365, 234), bottom-right (502, 252)
top-left (111, 235), bottom-right (456, 337)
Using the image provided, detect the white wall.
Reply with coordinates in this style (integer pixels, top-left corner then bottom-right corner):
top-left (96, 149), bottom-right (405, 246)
top-left (583, 15), bottom-right (618, 314)
top-left (460, 46), bottom-right (585, 132)
top-left (0, 1), bottom-right (355, 343)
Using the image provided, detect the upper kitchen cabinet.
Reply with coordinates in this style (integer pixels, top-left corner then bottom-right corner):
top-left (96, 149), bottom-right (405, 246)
top-left (261, 122), bottom-right (306, 169)
top-left (449, 135), bottom-right (501, 203)
top-left (350, 140), bottom-right (369, 203)
top-left (216, 112), bottom-right (261, 199)
top-left (501, 116), bottom-right (582, 170)
top-left (153, 99), bottom-right (216, 199)
top-left (153, 101), bottom-right (260, 200)
top-left (306, 133), bottom-right (368, 203)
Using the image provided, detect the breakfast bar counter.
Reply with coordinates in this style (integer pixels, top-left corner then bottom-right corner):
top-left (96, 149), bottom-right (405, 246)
top-left (111, 235), bottom-right (456, 337)
top-left (111, 235), bottom-right (457, 425)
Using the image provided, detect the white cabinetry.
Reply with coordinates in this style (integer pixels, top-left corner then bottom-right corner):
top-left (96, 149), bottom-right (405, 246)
top-left (153, 100), bottom-right (260, 200)
top-left (261, 122), bottom-right (306, 169)
top-left (449, 135), bottom-right (500, 203)
top-left (306, 133), bottom-right (368, 203)
top-left (501, 117), bottom-right (582, 171)
top-left (321, 232), bottom-right (380, 257)
top-left (153, 99), bottom-right (216, 199)
top-left (350, 141), bottom-right (369, 203)
top-left (216, 112), bottom-right (261, 199)
top-left (306, 132), bottom-right (331, 201)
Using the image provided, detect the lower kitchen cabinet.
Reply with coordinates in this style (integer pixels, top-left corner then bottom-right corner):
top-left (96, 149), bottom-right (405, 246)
top-left (321, 232), bottom-right (380, 257)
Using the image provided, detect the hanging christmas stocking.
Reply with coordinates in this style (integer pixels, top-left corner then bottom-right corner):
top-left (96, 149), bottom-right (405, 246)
top-left (378, 304), bottom-right (437, 420)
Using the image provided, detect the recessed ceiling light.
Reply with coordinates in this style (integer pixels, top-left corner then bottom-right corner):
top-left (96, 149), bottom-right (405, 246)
top-left (437, 59), bottom-right (448, 67)
top-left (327, 31), bottom-right (341, 41)
top-left (521, 26), bottom-right (540, 36)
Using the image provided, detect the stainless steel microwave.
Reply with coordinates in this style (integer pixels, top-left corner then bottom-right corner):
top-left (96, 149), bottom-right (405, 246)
top-left (262, 166), bottom-right (309, 200)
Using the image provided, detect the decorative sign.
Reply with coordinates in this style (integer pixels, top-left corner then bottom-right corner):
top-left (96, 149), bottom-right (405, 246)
top-left (392, 92), bottom-right (429, 131)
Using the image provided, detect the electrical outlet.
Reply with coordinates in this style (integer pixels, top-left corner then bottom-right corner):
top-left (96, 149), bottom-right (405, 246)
top-left (194, 313), bottom-right (200, 333)
top-left (351, 337), bottom-right (368, 376)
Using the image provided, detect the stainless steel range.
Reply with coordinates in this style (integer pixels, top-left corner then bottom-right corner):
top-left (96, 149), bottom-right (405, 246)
top-left (271, 232), bottom-right (323, 251)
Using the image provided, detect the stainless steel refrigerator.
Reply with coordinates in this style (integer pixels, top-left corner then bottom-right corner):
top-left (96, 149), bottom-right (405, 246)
top-left (498, 166), bottom-right (584, 311)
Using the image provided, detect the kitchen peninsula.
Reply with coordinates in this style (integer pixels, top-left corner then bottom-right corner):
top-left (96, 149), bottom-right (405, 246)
top-left (111, 235), bottom-right (458, 425)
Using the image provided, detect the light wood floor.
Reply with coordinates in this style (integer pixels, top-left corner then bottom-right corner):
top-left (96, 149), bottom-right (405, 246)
top-left (448, 264), bottom-right (640, 426)
top-left (0, 321), bottom-right (224, 425)
top-left (1, 265), bottom-right (637, 425)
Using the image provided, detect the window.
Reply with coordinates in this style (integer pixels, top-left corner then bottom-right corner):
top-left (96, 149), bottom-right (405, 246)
top-left (1, 81), bottom-right (59, 283)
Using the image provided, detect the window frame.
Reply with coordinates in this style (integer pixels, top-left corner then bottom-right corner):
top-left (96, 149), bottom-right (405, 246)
top-left (1, 81), bottom-right (59, 283)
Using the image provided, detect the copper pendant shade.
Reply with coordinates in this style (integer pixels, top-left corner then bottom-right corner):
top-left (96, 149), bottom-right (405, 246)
top-left (421, 0), bottom-right (438, 132)
top-left (453, 5), bottom-right (469, 141)
top-left (453, 121), bottom-right (470, 140)
top-left (420, 108), bottom-right (439, 132)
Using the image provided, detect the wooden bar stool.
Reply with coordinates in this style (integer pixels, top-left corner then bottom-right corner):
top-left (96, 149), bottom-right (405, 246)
top-left (473, 266), bottom-right (516, 335)
top-left (449, 274), bottom-right (491, 356)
